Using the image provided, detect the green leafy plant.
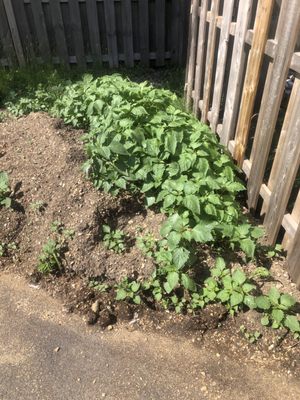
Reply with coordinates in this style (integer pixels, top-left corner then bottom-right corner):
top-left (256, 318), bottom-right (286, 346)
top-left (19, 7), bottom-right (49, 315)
top-left (89, 280), bottom-right (109, 293)
top-left (255, 287), bottom-right (300, 338)
top-left (0, 242), bottom-right (17, 257)
top-left (37, 222), bottom-right (74, 274)
top-left (102, 224), bottom-right (127, 253)
top-left (136, 233), bottom-right (158, 257)
top-left (115, 278), bottom-right (142, 305)
top-left (0, 171), bottom-right (12, 208)
top-left (240, 325), bottom-right (262, 344)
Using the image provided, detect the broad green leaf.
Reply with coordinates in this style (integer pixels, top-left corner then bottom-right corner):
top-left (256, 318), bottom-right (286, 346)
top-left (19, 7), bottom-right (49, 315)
top-left (110, 141), bottom-right (129, 155)
top-left (166, 135), bottom-right (177, 155)
top-left (116, 288), bottom-right (127, 300)
top-left (271, 309), bottom-right (284, 324)
top-left (192, 224), bottom-right (213, 243)
top-left (217, 289), bottom-right (230, 303)
top-left (232, 269), bottom-right (246, 285)
top-left (183, 195), bottom-right (200, 215)
top-left (284, 315), bottom-right (300, 333)
top-left (268, 287), bottom-right (281, 304)
top-left (255, 296), bottom-right (271, 310)
top-left (163, 281), bottom-right (173, 294)
top-left (251, 227), bottom-right (264, 239)
top-left (173, 247), bottom-right (190, 269)
top-left (243, 295), bottom-right (257, 309)
top-left (215, 257), bottom-right (226, 271)
top-left (240, 239), bottom-right (255, 258)
top-left (131, 282), bottom-right (140, 293)
top-left (230, 291), bottom-right (244, 307)
top-left (280, 293), bottom-right (296, 309)
top-left (167, 231), bottom-right (181, 249)
top-left (133, 295), bottom-right (141, 305)
top-left (182, 273), bottom-right (196, 292)
top-left (261, 315), bottom-right (270, 326)
top-left (115, 178), bottom-right (126, 189)
top-left (204, 203), bottom-right (217, 216)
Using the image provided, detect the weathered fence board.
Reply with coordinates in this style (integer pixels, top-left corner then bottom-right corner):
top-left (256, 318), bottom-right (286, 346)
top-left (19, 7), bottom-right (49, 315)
top-left (185, 0), bottom-right (300, 287)
top-left (0, 0), bottom-right (190, 68)
top-left (233, 0), bottom-right (273, 166)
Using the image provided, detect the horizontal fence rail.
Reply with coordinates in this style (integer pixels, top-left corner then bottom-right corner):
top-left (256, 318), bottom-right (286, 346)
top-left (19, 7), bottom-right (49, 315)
top-left (0, 0), bottom-right (190, 68)
top-left (185, 0), bottom-right (300, 287)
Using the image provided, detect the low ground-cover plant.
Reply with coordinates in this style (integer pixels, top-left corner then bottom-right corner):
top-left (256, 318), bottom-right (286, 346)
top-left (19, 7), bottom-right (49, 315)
top-left (0, 241), bottom-right (17, 257)
top-left (37, 221), bottom-right (74, 274)
top-left (0, 171), bottom-right (12, 208)
top-left (102, 224), bottom-right (127, 253)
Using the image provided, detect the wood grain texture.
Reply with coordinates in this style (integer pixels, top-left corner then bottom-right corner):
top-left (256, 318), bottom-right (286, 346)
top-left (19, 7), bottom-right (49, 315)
top-left (104, 0), bottom-right (118, 67)
top-left (122, 0), bottom-right (134, 67)
top-left (155, 0), bottom-right (166, 67)
top-left (233, 0), bottom-right (273, 166)
top-left (192, 0), bottom-right (208, 117)
top-left (86, 0), bottom-right (102, 64)
top-left (201, 0), bottom-right (220, 122)
top-left (3, 0), bottom-right (25, 65)
top-left (49, 0), bottom-right (69, 65)
top-left (262, 79), bottom-right (300, 245)
top-left (185, 0), bottom-right (199, 109)
top-left (210, 0), bottom-right (235, 131)
top-left (247, 0), bottom-right (300, 209)
top-left (30, 0), bottom-right (51, 61)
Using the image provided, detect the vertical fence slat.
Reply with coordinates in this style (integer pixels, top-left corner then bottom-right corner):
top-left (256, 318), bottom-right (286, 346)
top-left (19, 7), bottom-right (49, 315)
top-left (155, 0), bottom-right (166, 66)
top-left (0, 0), bottom-right (15, 66)
top-left (171, 0), bottom-right (180, 64)
top-left (69, 0), bottom-right (86, 67)
top-left (185, 0), bottom-right (199, 109)
top-left (31, 0), bottom-right (51, 61)
top-left (247, 1), bottom-right (300, 209)
top-left (12, 0), bottom-right (35, 61)
top-left (220, 0), bottom-right (253, 145)
top-left (262, 79), bottom-right (300, 245)
top-left (282, 190), bottom-right (300, 251)
top-left (192, 0), bottom-right (208, 117)
top-left (138, 0), bottom-right (149, 66)
top-left (3, 0), bottom-right (25, 65)
top-left (233, 0), bottom-right (273, 166)
top-left (210, 0), bottom-right (235, 131)
top-left (86, 0), bottom-right (102, 65)
top-left (49, 0), bottom-right (69, 66)
top-left (288, 223), bottom-right (300, 288)
top-left (201, 0), bottom-right (220, 123)
top-left (122, 0), bottom-right (134, 67)
top-left (104, 0), bottom-right (118, 68)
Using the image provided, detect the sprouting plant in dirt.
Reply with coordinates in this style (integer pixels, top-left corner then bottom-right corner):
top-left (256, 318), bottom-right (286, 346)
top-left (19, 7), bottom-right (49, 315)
top-left (194, 257), bottom-right (257, 315)
top-left (136, 233), bottom-right (158, 257)
top-left (102, 224), bottom-right (127, 254)
top-left (266, 244), bottom-right (283, 259)
top-left (29, 200), bottom-right (46, 213)
top-left (0, 171), bottom-right (12, 208)
top-left (115, 278), bottom-right (142, 305)
top-left (0, 111), bottom-right (6, 122)
top-left (89, 279), bottom-right (109, 293)
top-left (0, 242), bottom-right (17, 257)
top-left (240, 325), bottom-right (262, 344)
top-left (254, 287), bottom-right (300, 338)
top-left (37, 222), bottom-right (74, 274)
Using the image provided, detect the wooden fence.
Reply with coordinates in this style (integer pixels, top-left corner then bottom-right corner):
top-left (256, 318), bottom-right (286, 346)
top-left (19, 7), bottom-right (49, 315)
top-left (0, 0), bottom-right (190, 68)
top-left (185, 0), bottom-right (300, 287)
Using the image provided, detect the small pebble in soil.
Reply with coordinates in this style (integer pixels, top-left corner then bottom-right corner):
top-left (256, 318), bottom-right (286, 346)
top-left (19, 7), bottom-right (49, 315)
top-left (91, 299), bottom-right (100, 314)
top-left (54, 347), bottom-right (60, 353)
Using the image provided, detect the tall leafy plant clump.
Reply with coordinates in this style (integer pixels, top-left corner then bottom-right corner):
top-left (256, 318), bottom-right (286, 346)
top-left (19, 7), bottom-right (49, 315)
top-left (55, 74), bottom-right (261, 258)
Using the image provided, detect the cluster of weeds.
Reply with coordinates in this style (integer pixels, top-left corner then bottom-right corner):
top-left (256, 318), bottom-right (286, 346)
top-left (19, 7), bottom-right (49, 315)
top-left (102, 224), bottom-right (127, 254)
top-left (37, 221), bottom-right (74, 275)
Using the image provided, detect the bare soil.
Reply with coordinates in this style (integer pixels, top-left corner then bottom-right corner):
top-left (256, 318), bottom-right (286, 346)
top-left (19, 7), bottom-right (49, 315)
top-left (0, 113), bottom-right (299, 382)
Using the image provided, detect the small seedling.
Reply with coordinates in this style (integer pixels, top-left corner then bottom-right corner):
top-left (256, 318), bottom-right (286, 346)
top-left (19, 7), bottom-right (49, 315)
top-left (102, 224), bottom-right (127, 253)
top-left (0, 171), bottom-right (12, 208)
top-left (115, 278), bottom-right (141, 305)
top-left (267, 244), bottom-right (283, 258)
top-left (240, 325), bottom-right (262, 344)
top-left (37, 222), bottom-right (74, 274)
top-left (0, 242), bottom-right (17, 257)
top-left (89, 280), bottom-right (109, 293)
top-left (136, 233), bottom-right (157, 257)
top-left (30, 200), bottom-right (46, 213)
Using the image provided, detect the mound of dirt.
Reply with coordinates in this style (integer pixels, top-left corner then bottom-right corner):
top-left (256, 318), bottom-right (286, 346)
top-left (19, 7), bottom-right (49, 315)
top-left (0, 113), bottom-right (163, 281)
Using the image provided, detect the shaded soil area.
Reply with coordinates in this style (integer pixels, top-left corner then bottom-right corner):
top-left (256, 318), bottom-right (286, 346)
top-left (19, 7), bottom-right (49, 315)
top-left (0, 113), bottom-right (299, 381)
